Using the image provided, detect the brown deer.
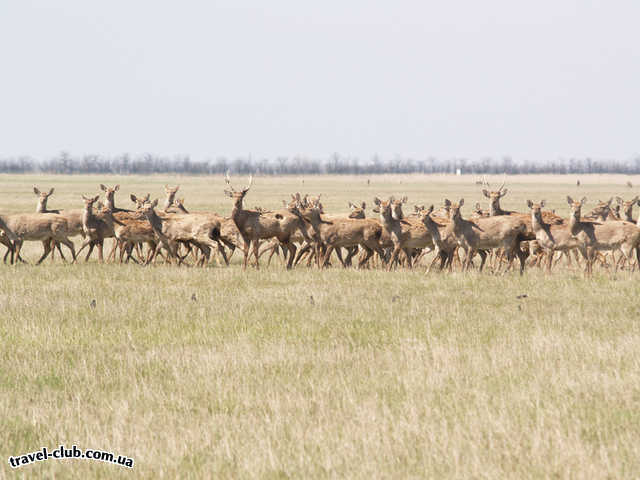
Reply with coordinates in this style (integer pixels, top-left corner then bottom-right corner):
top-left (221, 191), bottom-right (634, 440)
top-left (418, 205), bottom-right (457, 272)
top-left (224, 175), bottom-right (309, 269)
top-left (100, 184), bottom-right (132, 212)
top-left (445, 198), bottom-right (528, 274)
top-left (567, 196), bottom-right (640, 274)
top-left (616, 196), bottom-right (639, 223)
top-left (5, 212), bottom-right (76, 265)
top-left (163, 185), bottom-right (180, 212)
top-left (526, 200), bottom-right (585, 273)
top-left (302, 198), bottom-right (385, 268)
top-left (140, 199), bottom-right (225, 267)
top-left (373, 196), bottom-right (434, 271)
top-left (75, 195), bottom-right (125, 263)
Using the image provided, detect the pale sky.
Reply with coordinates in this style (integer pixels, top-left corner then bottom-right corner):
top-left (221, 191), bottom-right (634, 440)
top-left (1, 1), bottom-right (638, 161)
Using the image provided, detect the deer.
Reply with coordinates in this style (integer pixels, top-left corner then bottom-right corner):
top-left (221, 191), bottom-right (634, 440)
top-left (224, 174), bottom-right (309, 269)
top-left (0, 217), bottom-right (18, 263)
top-left (4, 211), bottom-right (77, 265)
top-left (74, 195), bottom-right (126, 263)
top-left (162, 197), bottom-right (230, 266)
top-left (301, 197), bottom-right (385, 268)
top-left (31, 186), bottom-right (79, 263)
top-left (445, 198), bottom-right (528, 274)
top-left (140, 199), bottom-right (226, 267)
top-left (163, 185), bottom-right (180, 212)
top-left (106, 193), bottom-right (155, 264)
top-left (372, 196), bottom-right (434, 271)
top-left (616, 196), bottom-right (639, 223)
top-left (567, 196), bottom-right (640, 274)
top-left (418, 205), bottom-right (458, 272)
top-left (526, 200), bottom-right (586, 273)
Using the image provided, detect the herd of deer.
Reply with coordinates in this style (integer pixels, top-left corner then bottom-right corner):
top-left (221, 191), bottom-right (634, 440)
top-left (1, 175), bottom-right (639, 275)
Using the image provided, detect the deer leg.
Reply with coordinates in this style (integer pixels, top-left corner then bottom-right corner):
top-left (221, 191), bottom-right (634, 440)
top-left (387, 245), bottom-right (402, 272)
top-left (251, 240), bottom-right (260, 269)
top-left (12, 240), bottom-right (25, 265)
top-left (36, 240), bottom-right (53, 265)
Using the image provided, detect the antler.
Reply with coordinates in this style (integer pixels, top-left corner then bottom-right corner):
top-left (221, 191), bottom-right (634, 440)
top-left (224, 172), bottom-right (235, 192)
top-left (482, 175), bottom-right (490, 190)
top-left (498, 173), bottom-right (506, 193)
top-left (244, 175), bottom-right (253, 192)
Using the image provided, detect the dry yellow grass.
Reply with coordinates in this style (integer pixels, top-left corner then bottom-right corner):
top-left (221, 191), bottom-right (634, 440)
top-left (1, 174), bottom-right (639, 478)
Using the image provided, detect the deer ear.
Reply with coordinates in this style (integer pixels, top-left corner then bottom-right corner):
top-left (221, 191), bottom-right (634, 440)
top-left (401, 196), bottom-right (407, 204)
top-left (500, 188), bottom-right (508, 197)
top-left (482, 189), bottom-right (490, 198)
top-left (151, 199), bottom-right (158, 208)
top-left (606, 197), bottom-right (613, 206)
top-left (527, 200), bottom-right (533, 209)
top-left (427, 205), bottom-right (434, 214)
top-left (348, 202), bottom-right (354, 209)
top-left (100, 184), bottom-right (107, 191)
top-left (93, 195), bottom-right (100, 202)
top-left (567, 196), bottom-right (574, 205)
top-left (444, 199), bottom-right (451, 207)
top-left (48, 188), bottom-right (55, 196)
top-left (130, 194), bottom-right (137, 202)
top-left (540, 200), bottom-right (546, 208)
top-left (33, 186), bottom-right (41, 195)
top-left (144, 193), bottom-right (150, 202)
top-left (459, 198), bottom-right (464, 207)
top-left (373, 197), bottom-right (381, 206)
top-left (361, 202), bottom-right (366, 209)
top-left (175, 185), bottom-right (180, 192)
top-left (114, 185), bottom-right (120, 191)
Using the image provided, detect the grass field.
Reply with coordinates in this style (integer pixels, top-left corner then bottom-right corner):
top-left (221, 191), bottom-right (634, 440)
top-left (1, 173), bottom-right (640, 478)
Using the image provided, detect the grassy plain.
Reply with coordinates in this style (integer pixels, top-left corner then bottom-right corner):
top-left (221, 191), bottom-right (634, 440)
top-left (1, 173), bottom-right (640, 479)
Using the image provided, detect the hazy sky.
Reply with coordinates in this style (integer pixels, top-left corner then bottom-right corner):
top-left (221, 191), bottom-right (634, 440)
top-left (1, 1), bottom-right (638, 161)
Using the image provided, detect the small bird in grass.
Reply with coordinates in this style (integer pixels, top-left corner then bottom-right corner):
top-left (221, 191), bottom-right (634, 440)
top-left (191, 293), bottom-right (197, 302)
top-left (89, 299), bottom-right (96, 309)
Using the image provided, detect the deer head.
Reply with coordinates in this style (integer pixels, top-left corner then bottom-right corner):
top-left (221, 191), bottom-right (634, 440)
top-left (616, 196), bottom-right (639, 221)
top-left (526, 199), bottom-right (546, 223)
top-left (390, 196), bottom-right (407, 220)
top-left (100, 184), bottom-right (120, 207)
top-left (81, 194), bottom-right (100, 212)
top-left (348, 201), bottom-right (366, 219)
top-left (448, 198), bottom-right (465, 221)
top-left (130, 193), bottom-right (150, 210)
top-left (33, 186), bottom-right (55, 212)
top-left (224, 173), bottom-right (253, 208)
top-left (139, 198), bottom-right (159, 218)
top-left (589, 198), bottom-right (613, 221)
top-left (567, 196), bottom-right (587, 221)
top-left (482, 175), bottom-right (508, 212)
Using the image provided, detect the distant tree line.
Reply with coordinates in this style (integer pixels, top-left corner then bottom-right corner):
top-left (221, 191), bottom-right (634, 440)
top-left (1, 153), bottom-right (640, 175)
